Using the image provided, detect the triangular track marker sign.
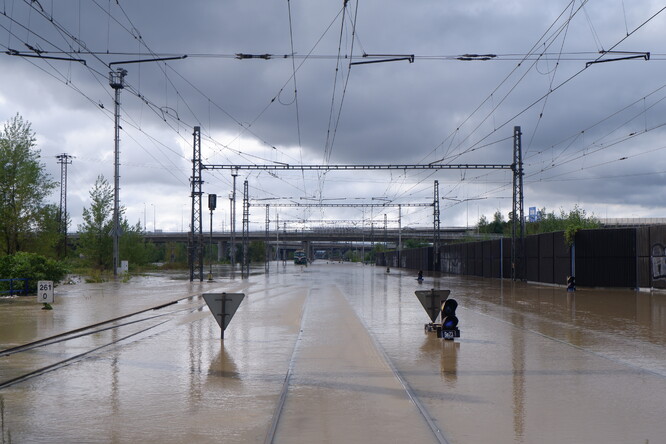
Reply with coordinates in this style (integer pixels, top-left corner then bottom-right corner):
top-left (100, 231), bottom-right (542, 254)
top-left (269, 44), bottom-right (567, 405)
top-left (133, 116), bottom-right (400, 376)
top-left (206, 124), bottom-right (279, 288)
top-left (414, 289), bottom-right (450, 323)
top-left (203, 293), bottom-right (245, 338)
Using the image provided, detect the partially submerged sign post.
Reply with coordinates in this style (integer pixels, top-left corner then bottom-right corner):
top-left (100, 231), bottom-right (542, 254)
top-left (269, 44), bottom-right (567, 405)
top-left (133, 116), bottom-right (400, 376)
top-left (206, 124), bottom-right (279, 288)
top-left (414, 289), bottom-right (450, 324)
top-left (203, 293), bottom-right (245, 339)
top-left (37, 280), bottom-right (54, 310)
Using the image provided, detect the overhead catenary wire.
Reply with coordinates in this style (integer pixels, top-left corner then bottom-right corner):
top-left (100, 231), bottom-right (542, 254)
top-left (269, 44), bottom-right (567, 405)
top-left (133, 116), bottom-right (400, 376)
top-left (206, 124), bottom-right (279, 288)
top-left (3, 1), bottom-right (666, 229)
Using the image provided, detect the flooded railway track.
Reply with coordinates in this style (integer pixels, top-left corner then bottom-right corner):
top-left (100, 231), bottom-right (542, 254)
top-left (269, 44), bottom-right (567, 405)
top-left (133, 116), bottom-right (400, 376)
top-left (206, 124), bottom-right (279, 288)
top-left (0, 295), bottom-right (205, 389)
top-left (263, 286), bottom-right (451, 444)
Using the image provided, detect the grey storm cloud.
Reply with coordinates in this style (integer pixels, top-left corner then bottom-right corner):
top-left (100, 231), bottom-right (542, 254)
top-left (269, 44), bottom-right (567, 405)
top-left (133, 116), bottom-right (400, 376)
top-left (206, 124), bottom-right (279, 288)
top-left (1, 0), bottom-right (666, 231)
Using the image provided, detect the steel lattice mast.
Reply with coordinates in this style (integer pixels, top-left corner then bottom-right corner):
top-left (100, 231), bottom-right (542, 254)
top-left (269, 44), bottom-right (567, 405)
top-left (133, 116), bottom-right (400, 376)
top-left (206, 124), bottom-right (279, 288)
top-left (433, 180), bottom-right (441, 271)
top-left (56, 153), bottom-right (73, 257)
top-left (511, 126), bottom-right (525, 281)
top-left (242, 180), bottom-right (250, 278)
top-left (189, 126), bottom-right (204, 281)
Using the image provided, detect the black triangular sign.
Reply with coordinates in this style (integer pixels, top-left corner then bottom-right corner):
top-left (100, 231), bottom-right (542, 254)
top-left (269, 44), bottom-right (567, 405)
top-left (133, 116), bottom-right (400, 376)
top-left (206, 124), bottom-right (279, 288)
top-left (415, 289), bottom-right (450, 323)
top-left (203, 293), bottom-right (245, 330)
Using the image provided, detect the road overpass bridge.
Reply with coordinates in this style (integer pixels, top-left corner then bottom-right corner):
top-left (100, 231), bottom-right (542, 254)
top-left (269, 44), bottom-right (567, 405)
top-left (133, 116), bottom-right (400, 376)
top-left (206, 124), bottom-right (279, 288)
top-left (139, 226), bottom-right (474, 244)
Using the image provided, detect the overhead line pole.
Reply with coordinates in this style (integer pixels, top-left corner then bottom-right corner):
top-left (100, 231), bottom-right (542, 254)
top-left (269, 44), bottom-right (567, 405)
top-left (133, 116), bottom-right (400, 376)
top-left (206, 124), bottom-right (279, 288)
top-left (511, 126), bottom-right (525, 281)
top-left (433, 180), bottom-right (441, 271)
top-left (56, 153), bottom-right (73, 258)
top-left (107, 56), bottom-right (185, 278)
top-left (109, 68), bottom-right (127, 277)
top-left (189, 126), bottom-right (204, 282)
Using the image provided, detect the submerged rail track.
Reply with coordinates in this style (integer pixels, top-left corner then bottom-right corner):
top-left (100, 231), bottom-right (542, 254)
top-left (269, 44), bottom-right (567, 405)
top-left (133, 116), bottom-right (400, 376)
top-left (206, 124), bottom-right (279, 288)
top-left (0, 295), bottom-right (205, 390)
top-left (262, 285), bottom-right (452, 444)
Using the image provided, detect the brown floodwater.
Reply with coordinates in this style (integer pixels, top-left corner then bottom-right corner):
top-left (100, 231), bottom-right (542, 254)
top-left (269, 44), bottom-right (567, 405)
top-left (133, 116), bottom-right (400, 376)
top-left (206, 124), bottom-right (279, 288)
top-left (0, 263), bottom-right (664, 443)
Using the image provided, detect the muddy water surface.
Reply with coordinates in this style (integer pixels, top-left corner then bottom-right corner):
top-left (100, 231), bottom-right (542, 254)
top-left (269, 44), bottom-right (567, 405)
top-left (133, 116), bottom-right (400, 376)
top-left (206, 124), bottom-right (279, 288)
top-left (0, 263), bottom-right (664, 443)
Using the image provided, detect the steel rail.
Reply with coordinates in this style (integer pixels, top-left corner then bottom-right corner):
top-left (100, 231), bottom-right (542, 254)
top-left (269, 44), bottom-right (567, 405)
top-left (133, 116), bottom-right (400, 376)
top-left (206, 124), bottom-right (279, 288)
top-left (0, 304), bottom-right (199, 358)
top-left (0, 295), bottom-right (198, 357)
top-left (263, 288), bottom-right (313, 444)
top-left (345, 293), bottom-right (452, 444)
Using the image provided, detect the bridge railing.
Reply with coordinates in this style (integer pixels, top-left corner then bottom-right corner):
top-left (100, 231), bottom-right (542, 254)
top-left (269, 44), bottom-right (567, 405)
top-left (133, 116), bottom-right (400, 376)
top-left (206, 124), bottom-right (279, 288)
top-left (0, 278), bottom-right (30, 296)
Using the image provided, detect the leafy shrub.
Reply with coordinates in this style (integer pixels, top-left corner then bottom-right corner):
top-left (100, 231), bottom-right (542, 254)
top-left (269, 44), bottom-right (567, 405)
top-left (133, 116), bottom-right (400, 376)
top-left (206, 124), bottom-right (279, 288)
top-left (0, 252), bottom-right (68, 293)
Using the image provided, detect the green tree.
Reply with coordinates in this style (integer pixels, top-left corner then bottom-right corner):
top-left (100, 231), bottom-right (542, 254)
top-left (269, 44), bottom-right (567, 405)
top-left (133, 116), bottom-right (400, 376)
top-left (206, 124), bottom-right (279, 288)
top-left (0, 114), bottom-right (58, 254)
top-left (248, 240), bottom-right (265, 262)
top-left (28, 204), bottom-right (63, 257)
top-left (403, 239), bottom-right (429, 249)
top-left (562, 204), bottom-right (599, 246)
top-left (0, 251), bottom-right (68, 293)
top-left (78, 176), bottom-right (157, 270)
top-left (478, 211), bottom-right (506, 234)
top-left (119, 219), bottom-right (157, 268)
top-left (477, 214), bottom-right (489, 232)
top-left (77, 175), bottom-right (114, 269)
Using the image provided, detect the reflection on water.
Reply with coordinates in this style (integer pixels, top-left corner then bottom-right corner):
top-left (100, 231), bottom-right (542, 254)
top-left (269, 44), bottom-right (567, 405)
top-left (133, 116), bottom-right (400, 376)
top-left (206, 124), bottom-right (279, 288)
top-left (511, 313), bottom-right (525, 444)
top-left (440, 340), bottom-right (459, 385)
top-left (207, 342), bottom-right (240, 379)
top-left (1, 264), bottom-right (665, 443)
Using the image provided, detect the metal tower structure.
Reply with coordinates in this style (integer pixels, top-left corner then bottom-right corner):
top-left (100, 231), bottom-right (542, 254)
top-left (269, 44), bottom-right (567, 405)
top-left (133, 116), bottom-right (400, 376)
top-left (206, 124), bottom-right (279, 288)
top-left (511, 126), bottom-right (525, 281)
top-left (56, 153), bottom-right (73, 257)
top-left (265, 204), bottom-right (270, 272)
top-left (109, 68), bottom-right (127, 277)
top-left (230, 170), bottom-right (238, 271)
top-left (242, 180), bottom-right (250, 278)
top-left (433, 180), bottom-right (441, 271)
top-left (189, 126), bottom-right (204, 281)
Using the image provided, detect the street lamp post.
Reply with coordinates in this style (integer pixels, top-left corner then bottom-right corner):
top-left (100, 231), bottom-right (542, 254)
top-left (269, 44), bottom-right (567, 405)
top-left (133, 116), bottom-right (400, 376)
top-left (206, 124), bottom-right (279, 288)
top-left (109, 68), bottom-right (127, 277)
top-left (107, 55), bottom-right (186, 278)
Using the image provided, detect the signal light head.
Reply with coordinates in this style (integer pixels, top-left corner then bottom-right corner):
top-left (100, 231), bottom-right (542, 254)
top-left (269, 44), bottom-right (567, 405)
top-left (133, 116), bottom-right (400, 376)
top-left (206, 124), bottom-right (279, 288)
top-left (442, 315), bottom-right (458, 329)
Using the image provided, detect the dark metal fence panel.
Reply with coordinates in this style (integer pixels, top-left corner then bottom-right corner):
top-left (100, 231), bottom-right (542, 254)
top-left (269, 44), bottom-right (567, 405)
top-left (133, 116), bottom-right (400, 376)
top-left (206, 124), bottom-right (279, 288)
top-left (636, 227), bottom-right (651, 287)
top-left (648, 226), bottom-right (666, 289)
top-left (490, 239), bottom-right (502, 278)
top-left (392, 247), bottom-right (433, 271)
top-left (537, 233), bottom-right (555, 284)
top-left (442, 244), bottom-right (463, 274)
top-left (502, 237), bottom-right (513, 279)
top-left (473, 242), bottom-right (483, 276)
top-left (482, 240), bottom-right (492, 278)
top-left (463, 243), bottom-right (472, 275)
top-left (637, 227), bottom-right (651, 257)
top-left (575, 229), bottom-right (636, 288)
top-left (378, 226), bottom-right (666, 289)
top-left (526, 235), bottom-right (540, 282)
top-left (553, 232), bottom-right (571, 286)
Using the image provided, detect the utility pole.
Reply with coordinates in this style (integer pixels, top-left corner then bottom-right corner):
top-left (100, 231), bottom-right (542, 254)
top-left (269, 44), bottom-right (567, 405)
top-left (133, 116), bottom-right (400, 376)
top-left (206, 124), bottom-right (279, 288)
top-left (511, 126), bottom-right (525, 281)
top-left (230, 170), bottom-right (238, 273)
top-left (242, 180), bottom-right (250, 278)
top-left (275, 210), bottom-right (280, 262)
top-left (265, 204), bottom-right (270, 273)
top-left (189, 126), bottom-right (204, 281)
top-left (56, 153), bottom-right (73, 258)
top-left (109, 68), bottom-right (127, 277)
top-left (108, 56), bottom-right (186, 278)
top-left (433, 180), bottom-right (441, 271)
top-left (398, 204), bottom-right (402, 267)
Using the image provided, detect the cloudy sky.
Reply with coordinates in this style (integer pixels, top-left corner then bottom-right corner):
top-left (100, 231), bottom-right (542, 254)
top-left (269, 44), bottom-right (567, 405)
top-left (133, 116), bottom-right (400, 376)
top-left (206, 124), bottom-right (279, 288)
top-left (1, 0), bottom-right (666, 233)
